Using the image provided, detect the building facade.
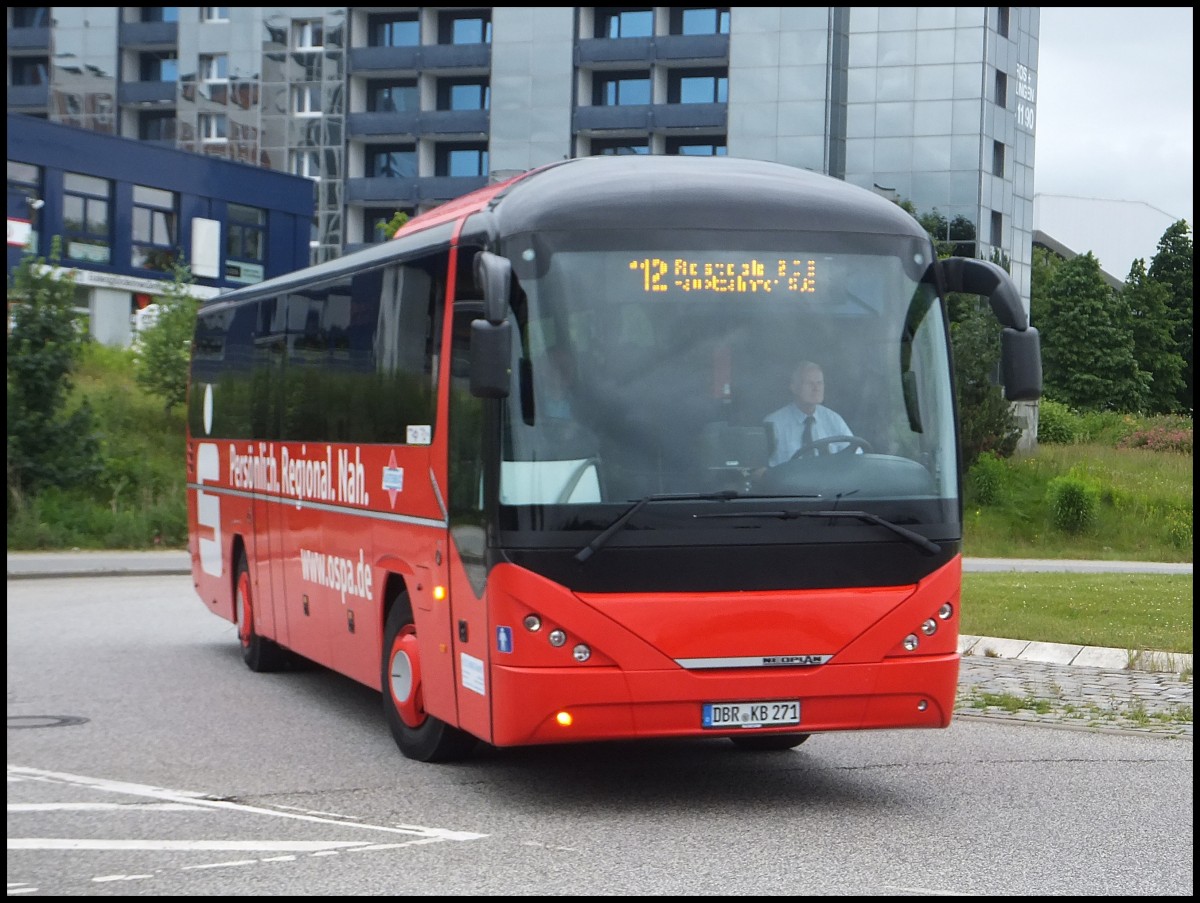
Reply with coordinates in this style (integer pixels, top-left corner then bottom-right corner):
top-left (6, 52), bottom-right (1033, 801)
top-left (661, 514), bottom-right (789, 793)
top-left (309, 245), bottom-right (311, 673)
top-left (7, 114), bottom-right (313, 346)
top-left (7, 6), bottom-right (1040, 307)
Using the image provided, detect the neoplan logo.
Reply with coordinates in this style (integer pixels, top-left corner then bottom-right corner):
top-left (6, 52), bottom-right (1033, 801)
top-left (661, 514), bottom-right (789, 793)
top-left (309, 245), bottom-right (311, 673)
top-left (761, 654), bottom-right (832, 666)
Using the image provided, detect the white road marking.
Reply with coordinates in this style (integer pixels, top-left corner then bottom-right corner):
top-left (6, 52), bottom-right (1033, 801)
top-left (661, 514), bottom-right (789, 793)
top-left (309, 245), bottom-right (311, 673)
top-left (9, 839), bottom-right (375, 852)
top-left (7, 765), bottom-right (488, 842)
top-left (9, 803), bottom-right (208, 812)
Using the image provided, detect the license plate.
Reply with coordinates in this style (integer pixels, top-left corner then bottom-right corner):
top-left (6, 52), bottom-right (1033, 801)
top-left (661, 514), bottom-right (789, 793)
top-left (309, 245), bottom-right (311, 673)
top-left (702, 700), bottom-right (800, 729)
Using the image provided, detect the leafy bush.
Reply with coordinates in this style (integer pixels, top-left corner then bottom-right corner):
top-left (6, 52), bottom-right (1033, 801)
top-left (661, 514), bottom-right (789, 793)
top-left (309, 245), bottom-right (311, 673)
top-left (1036, 398), bottom-right (1078, 444)
top-left (133, 258), bottom-right (200, 411)
top-left (967, 451), bottom-right (1008, 505)
top-left (1047, 473), bottom-right (1100, 534)
top-left (1116, 424), bottom-right (1193, 454)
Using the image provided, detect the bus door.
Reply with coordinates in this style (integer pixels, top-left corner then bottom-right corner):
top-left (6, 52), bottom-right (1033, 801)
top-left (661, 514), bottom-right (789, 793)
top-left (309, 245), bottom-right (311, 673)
top-left (443, 302), bottom-right (493, 742)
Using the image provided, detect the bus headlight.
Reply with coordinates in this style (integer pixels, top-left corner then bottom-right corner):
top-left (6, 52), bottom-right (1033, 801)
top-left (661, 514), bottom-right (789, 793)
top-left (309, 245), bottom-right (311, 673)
top-left (938, 602), bottom-right (954, 620)
top-left (903, 634), bottom-right (919, 651)
top-left (548, 629), bottom-right (567, 647)
top-left (573, 644), bottom-right (591, 662)
top-left (523, 614), bottom-right (542, 632)
top-left (921, 618), bottom-right (938, 636)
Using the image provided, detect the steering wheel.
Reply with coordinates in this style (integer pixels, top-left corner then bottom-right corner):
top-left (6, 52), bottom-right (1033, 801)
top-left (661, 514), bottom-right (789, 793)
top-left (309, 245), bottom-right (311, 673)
top-left (790, 435), bottom-right (872, 459)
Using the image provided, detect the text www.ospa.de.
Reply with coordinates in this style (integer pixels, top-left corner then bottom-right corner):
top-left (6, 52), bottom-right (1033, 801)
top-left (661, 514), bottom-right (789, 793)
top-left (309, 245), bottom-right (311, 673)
top-left (299, 548), bottom-right (374, 605)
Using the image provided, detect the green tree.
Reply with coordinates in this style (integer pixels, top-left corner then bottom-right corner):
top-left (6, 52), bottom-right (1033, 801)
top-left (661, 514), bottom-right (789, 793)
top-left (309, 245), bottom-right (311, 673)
top-left (1123, 257), bottom-right (1184, 413)
top-left (1146, 220), bottom-right (1193, 412)
top-left (382, 210), bottom-right (410, 240)
top-left (1039, 252), bottom-right (1146, 411)
top-left (133, 257), bottom-right (200, 411)
top-left (6, 239), bottom-right (101, 502)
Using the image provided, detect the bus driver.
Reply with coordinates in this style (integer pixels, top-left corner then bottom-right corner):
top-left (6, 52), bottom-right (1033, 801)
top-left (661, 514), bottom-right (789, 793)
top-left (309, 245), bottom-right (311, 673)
top-left (763, 361), bottom-right (860, 465)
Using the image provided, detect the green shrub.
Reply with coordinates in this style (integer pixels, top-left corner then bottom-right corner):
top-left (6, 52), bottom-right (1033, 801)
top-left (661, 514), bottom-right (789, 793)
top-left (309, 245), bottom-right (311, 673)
top-left (1047, 473), bottom-right (1100, 534)
top-left (1036, 398), bottom-right (1078, 444)
top-left (967, 451), bottom-right (1008, 505)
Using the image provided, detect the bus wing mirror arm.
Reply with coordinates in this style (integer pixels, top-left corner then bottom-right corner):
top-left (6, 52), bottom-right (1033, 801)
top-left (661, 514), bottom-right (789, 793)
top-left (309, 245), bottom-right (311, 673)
top-left (475, 251), bottom-right (512, 325)
top-left (938, 257), bottom-right (1027, 330)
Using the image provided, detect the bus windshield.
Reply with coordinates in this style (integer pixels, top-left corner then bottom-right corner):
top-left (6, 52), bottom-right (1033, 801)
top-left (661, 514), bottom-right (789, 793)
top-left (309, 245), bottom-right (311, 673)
top-left (497, 228), bottom-right (957, 527)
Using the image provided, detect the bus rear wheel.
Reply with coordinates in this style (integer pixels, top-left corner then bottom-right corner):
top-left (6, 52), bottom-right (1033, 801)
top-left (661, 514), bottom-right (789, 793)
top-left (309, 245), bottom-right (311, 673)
top-left (728, 733), bottom-right (811, 752)
top-left (234, 551), bottom-right (292, 672)
top-left (382, 594), bottom-right (477, 763)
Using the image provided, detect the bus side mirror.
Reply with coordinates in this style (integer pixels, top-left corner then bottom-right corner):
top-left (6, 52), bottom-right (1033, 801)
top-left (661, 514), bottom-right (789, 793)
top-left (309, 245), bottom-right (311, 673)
top-left (470, 319), bottom-right (512, 398)
top-left (1001, 326), bottom-right (1042, 401)
top-left (474, 251), bottom-right (512, 325)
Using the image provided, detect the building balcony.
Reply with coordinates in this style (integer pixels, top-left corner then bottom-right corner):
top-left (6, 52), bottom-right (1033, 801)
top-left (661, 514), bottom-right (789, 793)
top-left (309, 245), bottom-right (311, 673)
top-left (345, 174), bottom-right (488, 205)
top-left (7, 84), bottom-right (50, 110)
top-left (349, 43), bottom-right (491, 76)
top-left (118, 81), bottom-right (177, 105)
top-left (576, 33), bottom-right (728, 66)
top-left (118, 21), bottom-right (178, 49)
top-left (7, 26), bottom-right (51, 50)
top-left (573, 102), bottom-right (726, 133)
top-left (347, 109), bottom-right (489, 140)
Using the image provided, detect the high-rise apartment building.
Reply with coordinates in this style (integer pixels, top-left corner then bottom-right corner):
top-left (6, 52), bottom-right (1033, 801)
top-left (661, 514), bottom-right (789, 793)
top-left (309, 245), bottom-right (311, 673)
top-left (7, 7), bottom-right (1039, 303)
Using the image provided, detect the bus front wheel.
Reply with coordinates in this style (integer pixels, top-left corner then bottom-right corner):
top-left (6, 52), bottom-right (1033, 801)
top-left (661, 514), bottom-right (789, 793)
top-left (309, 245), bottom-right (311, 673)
top-left (381, 594), bottom-right (477, 763)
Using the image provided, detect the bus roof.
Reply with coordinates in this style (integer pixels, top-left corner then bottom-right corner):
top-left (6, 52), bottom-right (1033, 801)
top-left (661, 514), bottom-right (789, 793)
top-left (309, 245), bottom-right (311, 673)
top-left (396, 155), bottom-right (927, 244)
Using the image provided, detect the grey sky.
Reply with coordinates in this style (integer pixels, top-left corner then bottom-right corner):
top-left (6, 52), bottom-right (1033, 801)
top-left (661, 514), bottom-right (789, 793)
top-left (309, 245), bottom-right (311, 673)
top-left (1035, 8), bottom-right (1193, 227)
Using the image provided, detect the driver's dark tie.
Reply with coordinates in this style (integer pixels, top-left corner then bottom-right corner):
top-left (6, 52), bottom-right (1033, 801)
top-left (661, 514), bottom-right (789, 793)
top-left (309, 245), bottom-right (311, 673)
top-left (802, 415), bottom-right (816, 456)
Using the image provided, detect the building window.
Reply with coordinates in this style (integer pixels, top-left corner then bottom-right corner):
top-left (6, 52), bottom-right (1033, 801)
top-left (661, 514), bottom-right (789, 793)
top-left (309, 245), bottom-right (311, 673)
top-left (990, 211), bottom-right (1003, 246)
top-left (993, 140), bottom-right (1005, 177)
top-left (590, 139), bottom-right (650, 155)
top-left (596, 8), bottom-right (653, 38)
top-left (62, 172), bottom-right (111, 264)
top-left (666, 137), bottom-right (726, 156)
top-left (12, 7), bottom-right (50, 28)
top-left (139, 51), bottom-right (178, 82)
top-left (226, 203), bottom-right (266, 284)
top-left (594, 72), bottom-right (651, 106)
top-left (293, 19), bottom-right (323, 51)
top-left (994, 70), bottom-right (1008, 109)
top-left (368, 146), bottom-right (417, 178)
top-left (7, 161), bottom-right (42, 253)
top-left (438, 78), bottom-right (490, 111)
top-left (198, 113), bottom-right (227, 142)
top-left (369, 12), bottom-right (419, 47)
top-left (436, 144), bottom-right (488, 177)
top-left (437, 10), bottom-right (491, 45)
top-left (138, 111), bottom-right (176, 141)
top-left (141, 8), bottom-right (179, 24)
top-left (290, 149), bottom-right (321, 180)
top-left (131, 185), bottom-right (177, 273)
top-left (293, 84), bottom-right (321, 116)
top-left (11, 57), bottom-right (49, 86)
top-left (199, 53), bottom-right (228, 82)
top-left (671, 7), bottom-right (730, 35)
top-left (669, 69), bottom-right (727, 103)
top-left (367, 79), bottom-right (418, 113)
top-left (202, 7), bottom-right (229, 23)
top-left (997, 7), bottom-right (1010, 38)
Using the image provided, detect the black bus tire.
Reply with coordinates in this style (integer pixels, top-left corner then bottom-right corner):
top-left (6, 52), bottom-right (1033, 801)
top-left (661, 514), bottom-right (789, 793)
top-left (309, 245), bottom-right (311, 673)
top-left (234, 551), bottom-right (292, 672)
top-left (381, 593), bottom-right (478, 763)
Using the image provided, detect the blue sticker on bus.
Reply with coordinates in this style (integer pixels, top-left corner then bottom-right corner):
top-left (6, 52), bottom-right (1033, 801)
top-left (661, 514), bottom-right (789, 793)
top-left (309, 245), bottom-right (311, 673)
top-left (496, 626), bottom-right (513, 654)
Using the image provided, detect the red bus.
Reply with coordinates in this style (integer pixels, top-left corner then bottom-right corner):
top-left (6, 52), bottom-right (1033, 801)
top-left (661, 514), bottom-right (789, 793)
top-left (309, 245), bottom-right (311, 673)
top-left (186, 155), bottom-right (1040, 762)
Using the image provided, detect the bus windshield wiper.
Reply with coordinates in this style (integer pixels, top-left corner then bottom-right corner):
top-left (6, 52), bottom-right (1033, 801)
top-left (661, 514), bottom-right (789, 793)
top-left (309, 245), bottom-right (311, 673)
top-left (575, 491), bottom-right (741, 563)
top-left (695, 508), bottom-right (941, 555)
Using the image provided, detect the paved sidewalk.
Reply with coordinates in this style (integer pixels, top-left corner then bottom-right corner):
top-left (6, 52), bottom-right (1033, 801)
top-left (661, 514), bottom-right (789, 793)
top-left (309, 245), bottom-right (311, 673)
top-left (8, 550), bottom-right (1192, 738)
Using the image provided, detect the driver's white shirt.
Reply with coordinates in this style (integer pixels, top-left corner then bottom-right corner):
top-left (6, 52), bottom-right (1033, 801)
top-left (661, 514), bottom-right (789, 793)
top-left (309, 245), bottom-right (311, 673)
top-left (763, 402), bottom-right (858, 466)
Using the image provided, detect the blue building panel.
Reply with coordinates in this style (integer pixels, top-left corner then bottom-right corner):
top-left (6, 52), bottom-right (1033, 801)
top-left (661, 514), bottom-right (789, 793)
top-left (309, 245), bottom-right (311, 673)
top-left (6, 113), bottom-right (313, 290)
